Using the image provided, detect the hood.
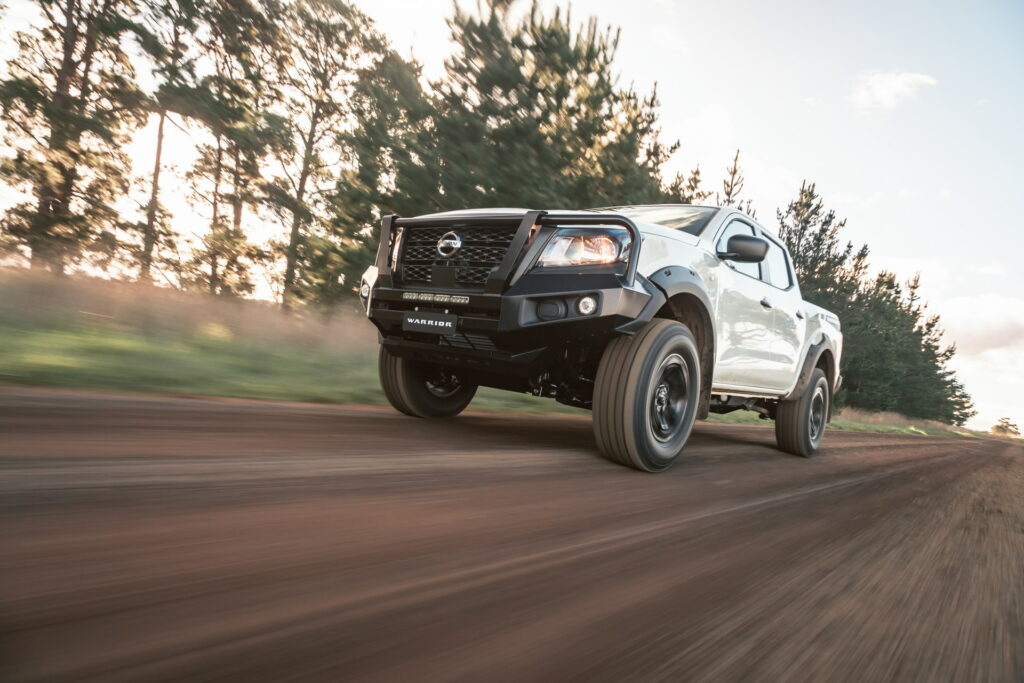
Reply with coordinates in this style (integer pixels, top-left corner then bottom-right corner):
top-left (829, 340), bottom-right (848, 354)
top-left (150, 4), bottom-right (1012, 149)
top-left (413, 208), bottom-right (701, 245)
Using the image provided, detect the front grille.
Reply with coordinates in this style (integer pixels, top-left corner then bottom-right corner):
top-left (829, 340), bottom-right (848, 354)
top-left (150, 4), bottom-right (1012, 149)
top-left (398, 225), bottom-right (518, 289)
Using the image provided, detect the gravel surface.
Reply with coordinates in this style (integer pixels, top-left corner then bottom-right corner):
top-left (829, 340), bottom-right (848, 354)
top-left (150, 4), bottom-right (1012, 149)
top-left (1, 389), bottom-right (1021, 682)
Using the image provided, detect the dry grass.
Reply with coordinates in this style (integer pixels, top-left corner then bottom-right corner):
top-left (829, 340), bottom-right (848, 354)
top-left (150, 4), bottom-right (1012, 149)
top-left (0, 267), bottom-right (377, 352)
top-left (833, 407), bottom-right (946, 429)
top-left (0, 268), bottom-right (580, 413)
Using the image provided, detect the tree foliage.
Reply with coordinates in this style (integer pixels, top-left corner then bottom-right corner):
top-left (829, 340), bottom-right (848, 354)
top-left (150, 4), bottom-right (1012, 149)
top-left (715, 149), bottom-right (755, 217)
top-left (131, 0), bottom-right (203, 280)
top-left (0, 0), bottom-right (148, 272)
top-left (432, 0), bottom-right (675, 208)
top-left (179, 0), bottom-right (284, 296)
top-left (778, 182), bottom-right (975, 424)
top-left (0, 0), bottom-right (976, 424)
top-left (665, 166), bottom-right (712, 205)
top-left (262, 0), bottom-right (388, 308)
top-left (991, 418), bottom-right (1020, 437)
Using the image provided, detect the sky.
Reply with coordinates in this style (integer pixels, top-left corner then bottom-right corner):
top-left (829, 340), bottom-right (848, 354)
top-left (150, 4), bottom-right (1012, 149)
top-left (354, 0), bottom-right (1024, 430)
top-left (1, 0), bottom-right (1022, 429)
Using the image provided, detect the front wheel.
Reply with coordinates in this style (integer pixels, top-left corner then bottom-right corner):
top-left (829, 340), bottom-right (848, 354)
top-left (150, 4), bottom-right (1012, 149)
top-left (775, 367), bottom-right (829, 457)
top-left (378, 347), bottom-right (477, 418)
top-left (592, 319), bottom-right (701, 472)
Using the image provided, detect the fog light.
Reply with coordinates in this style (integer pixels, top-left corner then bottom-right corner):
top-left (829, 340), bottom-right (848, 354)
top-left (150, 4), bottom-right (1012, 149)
top-left (577, 295), bottom-right (597, 315)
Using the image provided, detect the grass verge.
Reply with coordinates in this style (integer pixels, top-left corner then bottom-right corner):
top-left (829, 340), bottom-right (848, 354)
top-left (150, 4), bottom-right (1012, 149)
top-left (0, 269), bottom-right (992, 437)
top-left (1, 322), bottom-right (989, 436)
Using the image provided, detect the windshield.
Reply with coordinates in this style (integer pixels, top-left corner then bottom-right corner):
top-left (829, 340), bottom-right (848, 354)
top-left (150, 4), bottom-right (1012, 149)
top-left (596, 205), bottom-right (719, 236)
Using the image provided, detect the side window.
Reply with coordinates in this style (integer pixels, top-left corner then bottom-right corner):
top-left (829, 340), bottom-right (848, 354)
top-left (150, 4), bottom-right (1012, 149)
top-left (763, 239), bottom-right (792, 289)
top-left (717, 221), bottom-right (760, 279)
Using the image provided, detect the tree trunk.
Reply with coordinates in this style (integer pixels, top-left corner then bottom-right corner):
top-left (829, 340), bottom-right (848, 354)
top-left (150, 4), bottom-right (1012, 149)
top-left (212, 135), bottom-right (224, 227)
top-left (281, 104), bottom-right (322, 310)
top-left (28, 0), bottom-right (108, 274)
top-left (28, 0), bottom-right (77, 271)
top-left (231, 147), bottom-right (244, 231)
top-left (209, 255), bottom-right (219, 295)
top-left (208, 135), bottom-right (225, 295)
top-left (141, 109), bottom-right (168, 281)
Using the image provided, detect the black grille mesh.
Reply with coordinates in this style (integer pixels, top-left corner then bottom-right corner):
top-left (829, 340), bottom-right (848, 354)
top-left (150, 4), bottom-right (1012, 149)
top-left (399, 226), bottom-right (518, 288)
top-left (438, 332), bottom-right (497, 352)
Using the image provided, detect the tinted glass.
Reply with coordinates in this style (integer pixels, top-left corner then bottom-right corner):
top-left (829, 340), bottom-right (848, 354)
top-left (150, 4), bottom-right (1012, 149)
top-left (763, 239), bottom-right (792, 289)
top-left (717, 221), bottom-right (760, 278)
top-left (598, 205), bottom-right (718, 236)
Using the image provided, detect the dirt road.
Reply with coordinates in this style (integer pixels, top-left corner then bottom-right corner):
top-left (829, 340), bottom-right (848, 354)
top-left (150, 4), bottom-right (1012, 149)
top-left (1, 389), bottom-right (1022, 682)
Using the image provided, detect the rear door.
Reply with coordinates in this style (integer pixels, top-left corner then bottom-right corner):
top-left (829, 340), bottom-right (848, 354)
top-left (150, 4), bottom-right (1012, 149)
top-left (712, 220), bottom-right (777, 389)
top-left (759, 233), bottom-right (807, 391)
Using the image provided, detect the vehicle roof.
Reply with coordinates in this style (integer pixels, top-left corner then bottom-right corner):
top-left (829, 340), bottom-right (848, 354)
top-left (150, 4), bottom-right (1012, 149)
top-left (417, 205), bottom-right (723, 220)
top-left (412, 205), bottom-right (777, 239)
top-left (590, 203), bottom-right (720, 211)
top-left (419, 204), bottom-right (721, 215)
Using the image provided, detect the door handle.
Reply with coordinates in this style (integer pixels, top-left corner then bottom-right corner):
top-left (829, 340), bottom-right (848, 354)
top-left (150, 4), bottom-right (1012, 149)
top-left (796, 310), bottom-right (805, 320)
top-left (760, 297), bottom-right (772, 309)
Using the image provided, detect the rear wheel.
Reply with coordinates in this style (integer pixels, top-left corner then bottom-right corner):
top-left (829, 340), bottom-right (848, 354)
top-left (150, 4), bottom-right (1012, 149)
top-left (775, 367), bottom-right (829, 457)
top-left (592, 319), bottom-right (701, 472)
top-left (378, 347), bottom-right (477, 418)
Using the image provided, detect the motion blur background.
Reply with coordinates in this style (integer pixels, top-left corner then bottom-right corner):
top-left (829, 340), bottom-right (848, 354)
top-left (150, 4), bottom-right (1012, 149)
top-left (1, 0), bottom-right (1021, 432)
top-left (2, 3), bottom-right (1023, 681)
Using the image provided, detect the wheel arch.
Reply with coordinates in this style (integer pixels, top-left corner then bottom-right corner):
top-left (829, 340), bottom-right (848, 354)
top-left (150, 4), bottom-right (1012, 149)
top-left (646, 268), bottom-right (716, 420)
top-left (787, 337), bottom-right (838, 419)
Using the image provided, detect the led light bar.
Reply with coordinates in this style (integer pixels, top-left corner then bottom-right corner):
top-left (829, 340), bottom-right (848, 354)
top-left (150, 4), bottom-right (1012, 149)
top-left (402, 292), bottom-right (471, 304)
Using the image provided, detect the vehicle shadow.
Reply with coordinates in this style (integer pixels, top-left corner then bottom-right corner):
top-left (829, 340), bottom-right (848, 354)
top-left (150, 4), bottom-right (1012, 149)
top-left (411, 411), bottom-right (794, 465)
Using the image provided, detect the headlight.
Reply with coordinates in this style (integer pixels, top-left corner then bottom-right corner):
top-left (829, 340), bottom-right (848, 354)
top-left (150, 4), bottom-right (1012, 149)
top-left (536, 228), bottom-right (631, 267)
top-left (389, 227), bottom-right (405, 271)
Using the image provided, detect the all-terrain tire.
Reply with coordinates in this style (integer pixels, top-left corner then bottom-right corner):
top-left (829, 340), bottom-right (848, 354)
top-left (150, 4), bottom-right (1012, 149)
top-left (592, 319), bottom-right (701, 472)
top-left (775, 367), bottom-right (829, 457)
top-left (378, 347), bottom-right (477, 418)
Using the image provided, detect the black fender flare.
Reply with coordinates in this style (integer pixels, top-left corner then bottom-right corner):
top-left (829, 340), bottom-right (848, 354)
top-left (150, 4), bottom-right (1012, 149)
top-left (784, 335), bottom-right (838, 417)
top-left (647, 267), bottom-right (715, 321)
top-left (620, 267), bottom-right (715, 347)
top-left (615, 274), bottom-right (665, 334)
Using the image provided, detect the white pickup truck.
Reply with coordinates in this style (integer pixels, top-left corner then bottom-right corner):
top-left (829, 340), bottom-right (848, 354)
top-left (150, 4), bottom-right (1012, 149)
top-left (361, 205), bottom-right (843, 472)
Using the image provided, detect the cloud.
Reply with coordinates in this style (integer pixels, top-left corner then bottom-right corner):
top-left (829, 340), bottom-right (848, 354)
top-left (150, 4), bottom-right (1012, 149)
top-left (927, 294), bottom-right (1024, 430)
top-left (849, 72), bottom-right (938, 110)
top-left (934, 294), bottom-right (1024, 356)
top-left (950, 347), bottom-right (1024, 431)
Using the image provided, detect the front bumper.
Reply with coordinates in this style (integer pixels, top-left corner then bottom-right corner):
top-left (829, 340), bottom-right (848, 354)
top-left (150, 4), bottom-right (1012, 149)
top-left (365, 270), bottom-right (658, 375)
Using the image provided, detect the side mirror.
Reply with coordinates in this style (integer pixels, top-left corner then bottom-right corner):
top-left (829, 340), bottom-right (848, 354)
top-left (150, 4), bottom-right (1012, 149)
top-left (718, 234), bottom-right (768, 263)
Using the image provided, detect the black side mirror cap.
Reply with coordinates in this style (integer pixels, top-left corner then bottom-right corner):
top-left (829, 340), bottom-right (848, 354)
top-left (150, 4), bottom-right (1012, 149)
top-left (717, 234), bottom-right (768, 263)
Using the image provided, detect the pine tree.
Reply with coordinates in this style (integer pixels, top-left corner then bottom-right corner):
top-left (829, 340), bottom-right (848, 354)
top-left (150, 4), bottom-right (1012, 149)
top-left (665, 166), bottom-right (711, 204)
top-left (992, 418), bottom-right (1020, 436)
top-left (0, 0), bottom-right (148, 273)
top-left (134, 0), bottom-right (202, 281)
top-left (776, 181), bottom-right (974, 424)
top-left (433, 0), bottom-right (674, 209)
top-left (263, 0), bottom-right (386, 309)
top-left (716, 149), bottom-right (755, 217)
top-left (322, 51), bottom-right (436, 305)
top-left (181, 0), bottom-right (282, 296)
top-left (777, 180), bottom-right (868, 312)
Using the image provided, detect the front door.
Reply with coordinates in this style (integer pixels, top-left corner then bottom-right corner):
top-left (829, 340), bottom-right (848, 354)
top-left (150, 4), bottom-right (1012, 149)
top-left (712, 220), bottom-right (777, 389)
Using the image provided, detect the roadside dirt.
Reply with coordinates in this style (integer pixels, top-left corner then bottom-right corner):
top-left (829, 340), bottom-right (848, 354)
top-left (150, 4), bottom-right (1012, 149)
top-left (1, 389), bottom-right (1021, 682)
